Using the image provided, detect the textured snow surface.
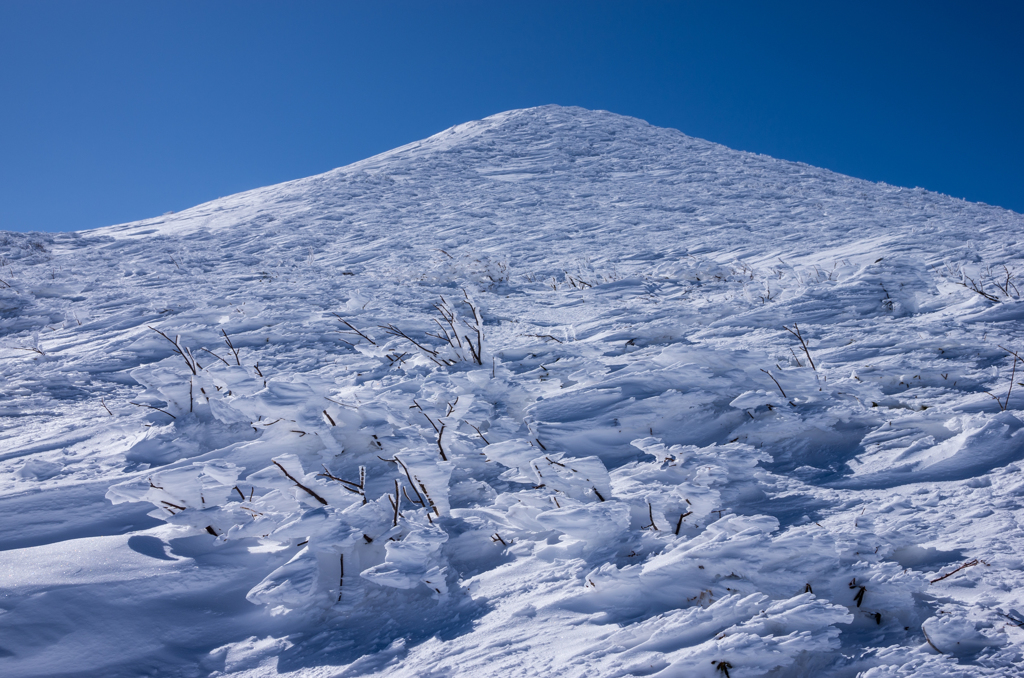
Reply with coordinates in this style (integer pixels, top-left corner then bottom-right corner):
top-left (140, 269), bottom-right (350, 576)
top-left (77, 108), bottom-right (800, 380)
top-left (2, 105), bottom-right (1024, 677)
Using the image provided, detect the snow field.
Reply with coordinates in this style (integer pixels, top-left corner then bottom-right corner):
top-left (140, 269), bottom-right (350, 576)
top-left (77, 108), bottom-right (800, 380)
top-left (0, 106), bottom-right (1023, 676)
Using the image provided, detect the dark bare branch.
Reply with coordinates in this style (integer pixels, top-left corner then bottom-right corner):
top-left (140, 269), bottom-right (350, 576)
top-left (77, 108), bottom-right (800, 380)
top-left (148, 326), bottom-right (200, 375)
top-left (760, 368), bottom-right (788, 399)
top-left (221, 329), bottom-right (241, 364)
top-left (129, 401), bottom-right (176, 419)
top-left (783, 323), bottom-right (816, 371)
top-left (199, 347), bottom-right (230, 366)
top-left (469, 423), bottom-right (490, 444)
top-left (931, 558), bottom-right (982, 584)
top-left (10, 346), bottom-right (45, 356)
top-left (273, 460), bottom-right (328, 505)
top-left (332, 314), bottom-right (377, 346)
top-left (436, 423), bottom-right (448, 461)
top-left (525, 334), bottom-right (562, 343)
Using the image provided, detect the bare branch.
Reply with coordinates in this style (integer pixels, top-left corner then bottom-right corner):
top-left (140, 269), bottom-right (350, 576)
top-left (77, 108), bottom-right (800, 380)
top-left (148, 326), bottom-right (200, 375)
top-left (961, 273), bottom-right (1000, 303)
top-left (642, 502), bottom-right (659, 530)
top-left (783, 323), bottom-right (816, 371)
top-left (436, 423), bottom-right (448, 461)
top-left (380, 323), bottom-right (444, 364)
top-left (931, 558), bottom-right (982, 584)
top-left (129, 401), bottom-right (176, 419)
top-left (273, 460), bottom-right (328, 505)
top-left (760, 368), bottom-right (788, 399)
top-left (332, 314), bottom-right (377, 346)
top-left (922, 626), bottom-right (943, 654)
top-left (221, 329), bottom-right (241, 365)
top-left (317, 465), bottom-right (364, 496)
top-left (199, 347), bottom-right (230, 366)
top-left (525, 334), bottom-right (562, 343)
top-left (991, 346), bottom-right (1022, 411)
top-left (391, 479), bottom-right (401, 526)
top-left (411, 400), bottom-right (440, 433)
top-left (469, 423), bottom-right (490, 444)
top-left (10, 346), bottom-right (45, 356)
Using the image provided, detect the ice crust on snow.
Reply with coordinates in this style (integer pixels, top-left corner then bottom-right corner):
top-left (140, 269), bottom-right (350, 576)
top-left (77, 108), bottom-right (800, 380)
top-left (1, 105), bottom-right (1024, 676)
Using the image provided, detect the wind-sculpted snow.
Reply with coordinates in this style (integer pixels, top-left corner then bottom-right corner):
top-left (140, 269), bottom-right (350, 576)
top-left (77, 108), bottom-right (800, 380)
top-left (1, 106), bottom-right (1024, 676)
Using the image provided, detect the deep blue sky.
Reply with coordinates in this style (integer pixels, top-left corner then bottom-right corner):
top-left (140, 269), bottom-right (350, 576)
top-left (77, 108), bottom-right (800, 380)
top-left (2, 1), bottom-right (1022, 232)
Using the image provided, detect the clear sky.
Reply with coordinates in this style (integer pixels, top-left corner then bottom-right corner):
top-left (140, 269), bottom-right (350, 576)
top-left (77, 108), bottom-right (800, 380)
top-left (2, 1), bottom-right (1022, 233)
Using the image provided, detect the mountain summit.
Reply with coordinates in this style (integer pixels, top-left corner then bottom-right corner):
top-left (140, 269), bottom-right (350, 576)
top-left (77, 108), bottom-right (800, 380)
top-left (1, 107), bottom-right (1022, 677)
top-left (97, 105), bottom-right (1020, 265)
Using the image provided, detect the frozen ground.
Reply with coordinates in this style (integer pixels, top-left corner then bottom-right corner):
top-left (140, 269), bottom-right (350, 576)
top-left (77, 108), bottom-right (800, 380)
top-left (1, 105), bottom-right (1023, 677)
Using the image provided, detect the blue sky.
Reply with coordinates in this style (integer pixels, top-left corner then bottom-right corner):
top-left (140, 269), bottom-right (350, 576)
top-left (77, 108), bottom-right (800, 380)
top-left (1, 1), bottom-right (1022, 232)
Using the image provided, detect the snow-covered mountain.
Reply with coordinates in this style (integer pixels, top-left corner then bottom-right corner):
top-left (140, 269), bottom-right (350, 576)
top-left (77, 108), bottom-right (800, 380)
top-left (1, 105), bottom-right (1023, 677)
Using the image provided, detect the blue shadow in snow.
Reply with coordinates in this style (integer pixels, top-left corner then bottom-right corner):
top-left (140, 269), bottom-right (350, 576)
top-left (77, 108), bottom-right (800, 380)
top-left (127, 535), bottom-right (177, 560)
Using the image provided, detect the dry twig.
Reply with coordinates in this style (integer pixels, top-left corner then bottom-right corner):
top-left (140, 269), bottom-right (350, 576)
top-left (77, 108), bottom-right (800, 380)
top-left (987, 347), bottom-right (1021, 412)
top-left (922, 626), bottom-right (944, 654)
top-left (222, 329), bottom-right (241, 365)
top-left (526, 334), bottom-right (562, 343)
top-left (931, 558), bottom-right (985, 584)
top-left (10, 346), bottom-right (44, 356)
top-left (388, 479), bottom-right (402, 526)
top-left (130, 401), bottom-right (176, 419)
top-left (273, 460), bottom-right (328, 505)
top-left (199, 347), bottom-right (230, 366)
top-left (333, 314), bottom-right (377, 346)
top-left (149, 326), bottom-right (201, 375)
top-left (783, 323), bottom-right (816, 371)
top-left (674, 511), bottom-right (692, 535)
top-left (642, 502), bottom-right (659, 531)
top-left (469, 423), bottom-right (490, 444)
top-left (760, 368), bottom-right (787, 399)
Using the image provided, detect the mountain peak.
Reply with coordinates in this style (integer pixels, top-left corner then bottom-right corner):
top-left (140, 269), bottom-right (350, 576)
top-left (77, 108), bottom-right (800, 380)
top-left (95, 106), bottom-right (1020, 273)
top-left (334, 103), bottom-right (699, 179)
top-left (4, 105), bottom-right (1024, 677)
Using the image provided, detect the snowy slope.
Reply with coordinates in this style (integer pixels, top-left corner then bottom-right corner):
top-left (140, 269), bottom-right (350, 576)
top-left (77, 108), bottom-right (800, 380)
top-left (1, 105), bottom-right (1023, 677)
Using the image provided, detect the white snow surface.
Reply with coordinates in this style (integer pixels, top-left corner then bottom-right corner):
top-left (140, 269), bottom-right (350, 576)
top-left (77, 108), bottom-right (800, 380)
top-left (1, 105), bottom-right (1024, 677)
